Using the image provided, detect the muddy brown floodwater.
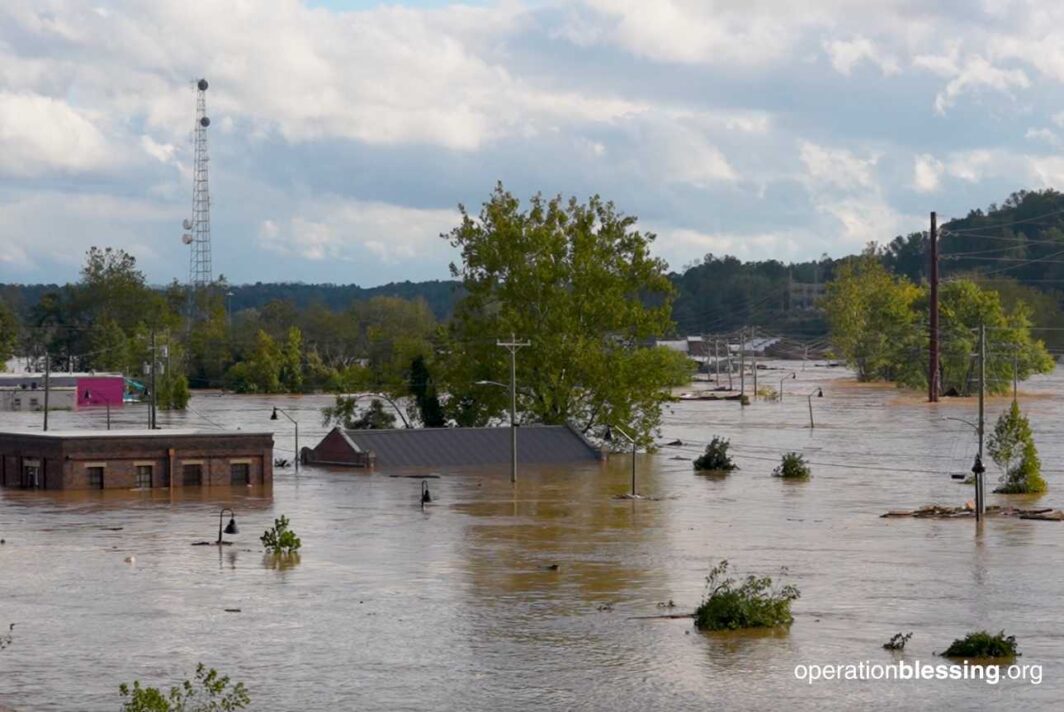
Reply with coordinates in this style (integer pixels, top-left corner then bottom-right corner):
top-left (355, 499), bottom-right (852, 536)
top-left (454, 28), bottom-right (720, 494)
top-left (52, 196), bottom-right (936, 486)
top-left (2, 362), bottom-right (1064, 710)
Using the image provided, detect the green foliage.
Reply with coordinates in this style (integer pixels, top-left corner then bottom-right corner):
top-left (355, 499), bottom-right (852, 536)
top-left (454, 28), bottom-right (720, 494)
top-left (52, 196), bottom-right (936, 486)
top-left (0, 299), bottom-right (19, 367)
top-left (989, 401), bottom-right (1046, 493)
top-left (773, 452), bottom-right (811, 479)
top-left (693, 436), bottom-right (737, 472)
top-left (260, 515), bottom-right (301, 555)
top-left (823, 250), bottom-right (1053, 395)
top-left (119, 663), bottom-right (249, 711)
top-left (321, 396), bottom-right (398, 430)
top-left (443, 184), bottom-right (679, 447)
top-left (942, 631), bottom-right (1019, 659)
top-left (694, 560), bottom-right (800, 632)
top-left (409, 355), bottom-right (446, 427)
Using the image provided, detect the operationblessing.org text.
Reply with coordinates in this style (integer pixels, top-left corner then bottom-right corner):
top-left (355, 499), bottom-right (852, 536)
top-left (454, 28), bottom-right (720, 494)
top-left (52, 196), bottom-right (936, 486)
top-left (794, 660), bottom-right (1042, 686)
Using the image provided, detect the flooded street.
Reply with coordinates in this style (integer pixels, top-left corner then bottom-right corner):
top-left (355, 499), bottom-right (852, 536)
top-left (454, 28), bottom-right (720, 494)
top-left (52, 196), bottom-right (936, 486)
top-left (2, 363), bottom-right (1063, 710)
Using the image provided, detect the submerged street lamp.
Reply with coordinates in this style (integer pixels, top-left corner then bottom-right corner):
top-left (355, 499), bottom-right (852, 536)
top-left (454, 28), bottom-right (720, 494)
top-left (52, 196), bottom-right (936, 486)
top-left (84, 389), bottom-right (112, 430)
top-left (779, 372), bottom-right (797, 402)
top-left (474, 379), bottom-right (521, 484)
top-left (270, 406), bottom-right (299, 473)
top-left (807, 387), bottom-right (824, 428)
top-left (217, 507), bottom-right (238, 545)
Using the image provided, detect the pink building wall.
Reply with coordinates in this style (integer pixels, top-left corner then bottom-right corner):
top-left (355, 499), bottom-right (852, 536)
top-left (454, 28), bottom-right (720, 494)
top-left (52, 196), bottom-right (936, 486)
top-left (76, 376), bottom-right (125, 410)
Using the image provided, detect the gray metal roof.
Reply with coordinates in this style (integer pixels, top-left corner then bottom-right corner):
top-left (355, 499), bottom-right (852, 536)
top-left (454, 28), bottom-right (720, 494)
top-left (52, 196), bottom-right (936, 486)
top-left (342, 424), bottom-right (601, 468)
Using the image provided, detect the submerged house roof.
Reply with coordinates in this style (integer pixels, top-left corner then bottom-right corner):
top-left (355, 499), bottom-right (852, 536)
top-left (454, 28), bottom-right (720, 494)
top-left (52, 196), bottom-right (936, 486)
top-left (305, 424), bottom-right (603, 469)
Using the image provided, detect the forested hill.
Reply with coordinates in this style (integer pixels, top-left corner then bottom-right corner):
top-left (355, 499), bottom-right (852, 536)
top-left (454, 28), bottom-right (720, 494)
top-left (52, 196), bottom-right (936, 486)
top-left (225, 280), bottom-right (462, 321)
top-left (4, 189), bottom-right (1064, 340)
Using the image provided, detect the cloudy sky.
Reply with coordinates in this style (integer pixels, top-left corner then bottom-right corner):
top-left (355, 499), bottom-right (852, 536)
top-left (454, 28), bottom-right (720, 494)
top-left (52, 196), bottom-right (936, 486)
top-left (3, 0), bottom-right (1064, 286)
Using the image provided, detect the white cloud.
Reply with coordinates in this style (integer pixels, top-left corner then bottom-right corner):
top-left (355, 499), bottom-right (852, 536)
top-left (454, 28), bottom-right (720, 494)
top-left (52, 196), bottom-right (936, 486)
top-left (799, 141), bottom-right (879, 190)
top-left (0, 92), bottom-right (111, 176)
top-left (930, 56), bottom-right (1030, 114)
top-left (912, 153), bottom-right (944, 192)
top-left (258, 198), bottom-right (459, 264)
top-left (824, 36), bottom-right (899, 76)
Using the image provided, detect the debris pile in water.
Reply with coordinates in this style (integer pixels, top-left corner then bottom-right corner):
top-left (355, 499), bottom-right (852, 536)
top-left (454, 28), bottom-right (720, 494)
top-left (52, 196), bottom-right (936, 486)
top-left (882, 504), bottom-right (1064, 521)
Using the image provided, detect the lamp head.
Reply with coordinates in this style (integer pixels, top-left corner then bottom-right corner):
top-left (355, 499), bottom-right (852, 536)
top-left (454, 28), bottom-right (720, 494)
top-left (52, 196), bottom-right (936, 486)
top-left (224, 516), bottom-right (238, 535)
top-left (270, 407), bottom-right (279, 420)
top-left (817, 388), bottom-right (823, 398)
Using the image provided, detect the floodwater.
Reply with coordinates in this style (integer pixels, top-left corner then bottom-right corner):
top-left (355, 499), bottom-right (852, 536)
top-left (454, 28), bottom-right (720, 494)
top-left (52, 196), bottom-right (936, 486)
top-left (2, 362), bottom-right (1064, 710)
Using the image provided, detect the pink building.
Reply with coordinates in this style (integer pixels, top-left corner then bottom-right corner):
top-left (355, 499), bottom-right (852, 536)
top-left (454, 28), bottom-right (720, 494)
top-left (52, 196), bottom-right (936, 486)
top-left (76, 376), bottom-right (126, 410)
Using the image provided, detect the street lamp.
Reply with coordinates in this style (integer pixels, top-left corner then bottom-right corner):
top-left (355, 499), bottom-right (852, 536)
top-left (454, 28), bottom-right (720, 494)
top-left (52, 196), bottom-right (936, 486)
top-left (779, 372), bottom-right (796, 402)
top-left (226, 290), bottom-right (235, 331)
top-left (84, 390), bottom-right (112, 430)
top-left (604, 424), bottom-right (638, 497)
top-left (474, 379), bottom-right (518, 484)
top-left (806, 387), bottom-right (823, 428)
top-left (270, 407), bottom-right (299, 473)
top-left (217, 507), bottom-right (238, 545)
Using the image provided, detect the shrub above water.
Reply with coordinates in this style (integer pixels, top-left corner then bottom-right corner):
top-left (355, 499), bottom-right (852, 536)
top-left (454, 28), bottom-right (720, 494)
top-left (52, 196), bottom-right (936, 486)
top-left (988, 402), bottom-right (1046, 494)
top-left (693, 436), bottom-right (738, 473)
top-left (261, 514), bottom-right (302, 555)
top-left (942, 630), bottom-right (1018, 659)
top-left (694, 560), bottom-right (800, 632)
top-left (773, 452), bottom-right (811, 479)
top-left (119, 663), bottom-right (249, 712)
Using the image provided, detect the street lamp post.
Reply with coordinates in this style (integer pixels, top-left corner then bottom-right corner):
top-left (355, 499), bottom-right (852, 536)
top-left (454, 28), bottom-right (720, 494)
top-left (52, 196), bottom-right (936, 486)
top-left (779, 372), bottom-right (796, 402)
top-left (806, 387), bottom-right (823, 428)
top-left (474, 378), bottom-right (522, 484)
top-left (217, 507), bottom-right (238, 545)
top-left (84, 390), bottom-right (112, 430)
top-left (270, 406), bottom-right (299, 473)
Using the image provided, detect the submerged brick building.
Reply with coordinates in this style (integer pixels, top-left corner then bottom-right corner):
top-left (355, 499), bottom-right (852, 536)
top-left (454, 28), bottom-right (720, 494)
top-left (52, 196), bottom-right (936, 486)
top-left (0, 429), bottom-right (273, 490)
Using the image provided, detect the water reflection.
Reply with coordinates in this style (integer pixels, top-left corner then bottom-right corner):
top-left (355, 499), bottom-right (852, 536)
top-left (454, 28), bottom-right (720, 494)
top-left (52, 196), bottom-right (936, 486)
top-left (1, 368), bottom-right (1063, 710)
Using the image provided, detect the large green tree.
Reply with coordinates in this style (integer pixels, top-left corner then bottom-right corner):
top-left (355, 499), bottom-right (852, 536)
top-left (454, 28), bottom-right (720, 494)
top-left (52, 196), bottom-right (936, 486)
top-left (442, 184), bottom-right (688, 446)
top-left (0, 299), bottom-right (17, 368)
top-left (823, 250), bottom-right (1053, 395)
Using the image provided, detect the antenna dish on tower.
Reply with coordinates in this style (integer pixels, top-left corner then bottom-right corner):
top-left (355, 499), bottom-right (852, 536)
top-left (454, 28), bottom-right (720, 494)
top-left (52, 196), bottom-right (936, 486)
top-left (182, 234), bottom-right (194, 245)
top-left (200, 116), bottom-right (210, 128)
top-left (182, 219), bottom-right (193, 230)
top-left (197, 78), bottom-right (209, 91)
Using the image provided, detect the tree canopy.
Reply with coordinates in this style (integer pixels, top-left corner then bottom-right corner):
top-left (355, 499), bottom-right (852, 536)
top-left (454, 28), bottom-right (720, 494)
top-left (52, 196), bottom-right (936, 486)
top-left (442, 184), bottom-right (690, 445)
top-left (822, 250), bottom-right (1053, 395)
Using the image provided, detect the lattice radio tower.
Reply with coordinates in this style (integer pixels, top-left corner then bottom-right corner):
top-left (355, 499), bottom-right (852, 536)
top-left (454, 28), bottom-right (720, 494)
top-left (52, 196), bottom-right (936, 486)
top-left (182, 78), bottom-right (212, 318)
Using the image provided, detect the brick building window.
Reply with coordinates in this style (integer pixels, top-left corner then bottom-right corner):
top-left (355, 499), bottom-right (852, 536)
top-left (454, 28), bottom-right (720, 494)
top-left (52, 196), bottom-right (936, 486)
top-left (21, 461), bottom-right (40, 489)
top-left (182, 464), bottom-right (202, 486)
top-left (87, 466), bottom-right (104, 489)
top-left (135, 465), bottom-right (152, 489)
top-left (230, 463), bottom-right (249, 486)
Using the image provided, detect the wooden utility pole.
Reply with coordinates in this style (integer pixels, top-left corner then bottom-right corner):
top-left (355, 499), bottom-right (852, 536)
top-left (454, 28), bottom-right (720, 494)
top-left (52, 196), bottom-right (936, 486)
top-left (751, 327), bottom-right (758, 400)
top-left (929, 211), bottom-right (940, 402)
top-left (976, 324), bottom-right (986, 521)
top-left (739, 328), bottom-right (745, 397)
top-left (150, 328), bottom-right (157, 429)
top-left (43, 352), bottom-right (50, 432)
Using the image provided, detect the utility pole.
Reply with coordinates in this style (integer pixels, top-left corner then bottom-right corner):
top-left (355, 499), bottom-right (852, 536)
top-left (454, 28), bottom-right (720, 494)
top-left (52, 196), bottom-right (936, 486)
top-left (976, 324), bottom-right (986, 521)
top-left (739, 328), bottom-right (745, 397)
top-left (1012, 346), bottom-right (1021, 402)
top-left (497, 333), bottom-right (530, 484)
top-left (929, 211), bottom-right (940, 403)
top-left (751, 327), bottom-right (758, 400)
top-left (713, 337), bottom-right (720, 384)
top-left (150, 328), bottom-right (158, 429)
top-left (43, 352), bottom-right (50, 431)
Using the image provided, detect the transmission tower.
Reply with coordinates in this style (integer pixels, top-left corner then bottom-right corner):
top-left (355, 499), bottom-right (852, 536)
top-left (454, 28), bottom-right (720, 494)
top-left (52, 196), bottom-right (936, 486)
top-left (182, 78), bottom-right (212, 317)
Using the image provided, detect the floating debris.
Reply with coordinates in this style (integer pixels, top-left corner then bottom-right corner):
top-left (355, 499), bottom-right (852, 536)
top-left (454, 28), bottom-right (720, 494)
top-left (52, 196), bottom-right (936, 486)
top-left (882, 504), bottom-right (1064, 520)
top-left (224, 608), bottom-right (242, 613)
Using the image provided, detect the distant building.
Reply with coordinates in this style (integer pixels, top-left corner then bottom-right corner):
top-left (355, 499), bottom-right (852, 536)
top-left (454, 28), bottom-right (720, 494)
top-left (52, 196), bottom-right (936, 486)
top-left (305, 425), bottom-right (603, 469)
top-left (0, 373), bottom-right (126, 412)
top-left (0, 430), bottom-right (273, 490)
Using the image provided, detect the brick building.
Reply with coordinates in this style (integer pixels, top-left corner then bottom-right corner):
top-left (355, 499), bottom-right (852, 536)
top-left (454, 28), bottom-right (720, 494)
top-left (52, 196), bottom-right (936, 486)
top-left (0, 429), bottom-right (273, 490)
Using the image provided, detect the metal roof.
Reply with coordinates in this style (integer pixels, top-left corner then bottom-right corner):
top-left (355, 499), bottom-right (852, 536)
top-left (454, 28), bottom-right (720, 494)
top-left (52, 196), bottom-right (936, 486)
top-left (341, 424), bottom-right (601, 468)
